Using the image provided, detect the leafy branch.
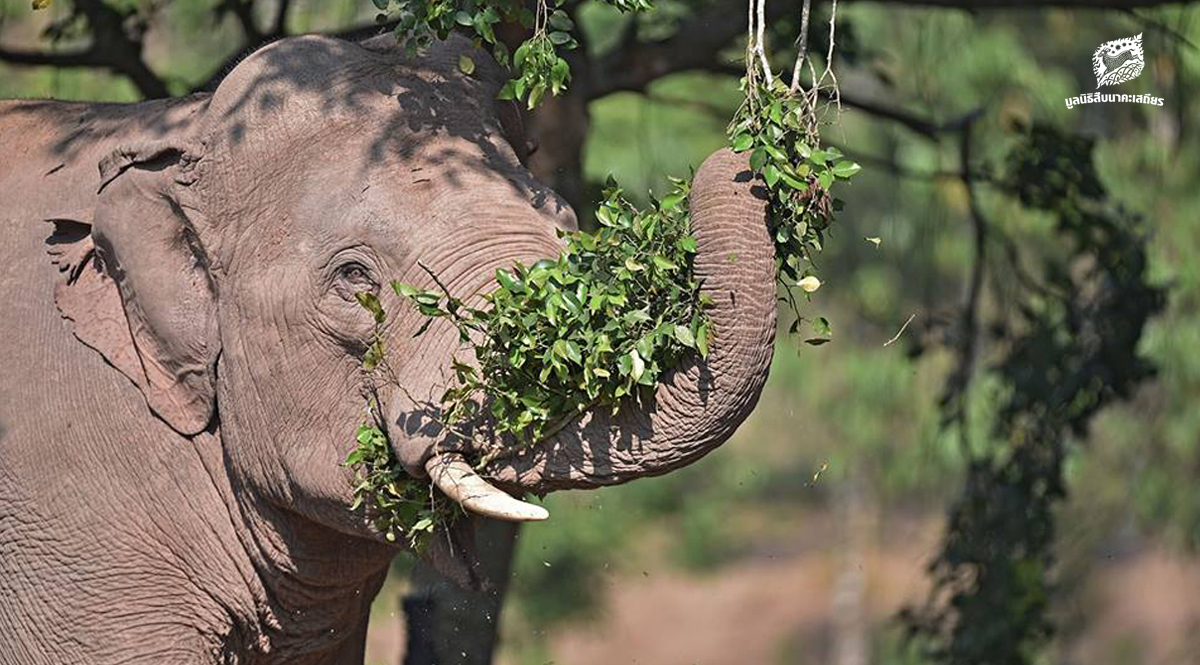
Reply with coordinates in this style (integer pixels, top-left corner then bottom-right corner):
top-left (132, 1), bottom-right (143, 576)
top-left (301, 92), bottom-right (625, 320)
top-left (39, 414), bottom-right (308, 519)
top-left (392, 177), bottom-right (709, 456)
top-left (369, 0), bottom-right (643, 109)
top-left (345, 0), bottom-right (859, 542)
top-left (901, 123), bottom-right (1166, 665)
top-left (730, 0), bottom-right (858, 340)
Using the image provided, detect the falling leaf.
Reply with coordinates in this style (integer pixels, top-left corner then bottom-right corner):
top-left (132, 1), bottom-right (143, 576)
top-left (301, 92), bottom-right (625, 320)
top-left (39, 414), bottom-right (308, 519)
top-left (806, 462), bottom-right (829, 486)
top-left (798, 275), bottom-right (822, 293)
top-left (864, 236), bottom-right (882, 248)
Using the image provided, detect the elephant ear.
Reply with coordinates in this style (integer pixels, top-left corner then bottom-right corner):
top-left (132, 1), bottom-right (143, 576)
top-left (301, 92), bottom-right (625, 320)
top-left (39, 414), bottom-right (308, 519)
top-left (47, 142), bottom-right (219, 436)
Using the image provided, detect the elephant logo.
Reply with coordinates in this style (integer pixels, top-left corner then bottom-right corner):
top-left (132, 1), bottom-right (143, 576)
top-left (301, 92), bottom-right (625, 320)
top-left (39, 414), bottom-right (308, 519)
top-left (1093, 33), bottom-right (1144, 88)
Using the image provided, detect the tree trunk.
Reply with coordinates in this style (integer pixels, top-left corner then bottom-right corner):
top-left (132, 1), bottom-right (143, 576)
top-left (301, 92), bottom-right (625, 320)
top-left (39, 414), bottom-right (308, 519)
top-left (526, 91), bottom-right (591, 220)
top-left (402, 521), bottom-right (521, 665)
top-left (830, 472), bottom-right (874, 665)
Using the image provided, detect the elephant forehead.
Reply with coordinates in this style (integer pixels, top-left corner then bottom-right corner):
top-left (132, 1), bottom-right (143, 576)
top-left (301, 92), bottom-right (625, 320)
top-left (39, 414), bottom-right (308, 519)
top-left (288, 153), bottom-right (544, 241)
top-left (201, 120), bottom-right (558, 275)
top-left (201, 34), bottom-right (502, 161)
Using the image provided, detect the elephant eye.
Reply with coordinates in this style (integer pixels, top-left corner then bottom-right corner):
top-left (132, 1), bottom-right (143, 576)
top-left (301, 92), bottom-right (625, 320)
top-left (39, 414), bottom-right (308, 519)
top-left (334, 261), bottom-right (378, 297)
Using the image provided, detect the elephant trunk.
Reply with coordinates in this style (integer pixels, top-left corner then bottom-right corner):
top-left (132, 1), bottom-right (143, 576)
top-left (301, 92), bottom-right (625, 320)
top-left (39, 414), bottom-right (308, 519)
top-left (480, 149), bottom-right (777, 494)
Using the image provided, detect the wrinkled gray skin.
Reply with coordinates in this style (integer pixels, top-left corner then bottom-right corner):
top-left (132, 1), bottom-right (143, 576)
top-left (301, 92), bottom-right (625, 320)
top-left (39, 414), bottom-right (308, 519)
top-left (0, 33), bottom-right (776, 664)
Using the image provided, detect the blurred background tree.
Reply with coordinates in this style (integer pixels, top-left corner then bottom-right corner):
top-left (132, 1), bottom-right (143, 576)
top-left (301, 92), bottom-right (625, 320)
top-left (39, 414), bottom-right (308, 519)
top-left (4, 1), bottom-right (1199, 664)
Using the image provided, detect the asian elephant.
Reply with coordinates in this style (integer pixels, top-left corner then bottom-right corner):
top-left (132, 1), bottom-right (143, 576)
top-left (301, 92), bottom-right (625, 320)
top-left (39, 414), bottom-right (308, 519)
top-left (0, 31), bottom-right (776, 664)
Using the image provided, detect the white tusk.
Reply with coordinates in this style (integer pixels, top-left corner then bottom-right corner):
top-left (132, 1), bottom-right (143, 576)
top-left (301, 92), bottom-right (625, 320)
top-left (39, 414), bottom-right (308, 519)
top-left (426, 454), bottom-right (549, 522)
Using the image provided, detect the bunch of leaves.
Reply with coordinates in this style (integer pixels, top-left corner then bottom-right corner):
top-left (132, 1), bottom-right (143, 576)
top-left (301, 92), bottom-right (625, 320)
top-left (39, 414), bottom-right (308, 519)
top-left (392, 177), bottom-right (710, 453)
top-left (345, 420), bottom-right (460, 550)
top-left (901, 124), bottom-right (1165, 665)
top-left (370, 0), bottom-right (650, 109)
top-left (728, 76), bottom-right (860, 341)
top-left (349, 0), bottom-right (854, 540)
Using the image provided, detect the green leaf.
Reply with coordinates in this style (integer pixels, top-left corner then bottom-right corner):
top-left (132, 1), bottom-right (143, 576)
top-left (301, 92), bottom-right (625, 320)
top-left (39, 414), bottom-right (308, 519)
top-left (749, 147), bottom-right (768, 172)
top-left (769, 100), bottom-right (783, 125)
top-left (548, 31), bottom-right (572, 45)
top-left (414, 291), bottom-right (440, 306)
top-left (527, 83), bottom-right (546, 109)
top-left (548, 9), bottom-right (574, 30)
top-left (550, 58), bottom-right (570, 94)
top-left (818, 169), bottom-right (834, 190)
top-left (832, 160), bottom-right (862, 179)
top-left (392, 282), bottom-right (418, 298)
top-left (674, 324), bottom-right (695, 348)
top-left (513, 41), bottom-right (531, 69)
top-left (763, 163), bottom-right (781, 188)
top-left (652, 255), bottom-right (677, 271)
top-left (355, 292), bottom-right (386, 324)
top-left (371, 0), bottom-right (388, 10)
top-left (552, 340), bottom-right (573, 363)
top-left (496, 268), bottom-right (524, 293)
top-left (696, 323), bottom-right (710, 358)
top-left (454, 10), bottom-right (473, 25)
top-left (563, 340), bottom-right (583, 363)
top-left (779, 170), bottom-right (807, 190)
top-left (732, 133), bottom-right (754, 152)
top-left (458, 54), bottom-right (476, 76)
top-left (492, 42), bottom-right (510, 67)
top-left (623, 309), bottom-right (652, 326)
top-left (660, 192), bottom-right (685, 210)
top-left (628, 350), bottom-right (645, 382)
top-left (474, 10), bottom-right (497, 43)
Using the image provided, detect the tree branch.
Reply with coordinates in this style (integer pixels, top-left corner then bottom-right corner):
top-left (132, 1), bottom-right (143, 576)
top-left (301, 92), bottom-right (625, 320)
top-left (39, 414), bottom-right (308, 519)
top-left (0, 0), bottom-right (170, 98)
top-left (589, 0), bottom-right (759, 99)
top-left (272, 0), bottom-right (294, 37)
top-left (0, 46), bottom-right (101, 68)
top-left (940, 112), bottom-right (989, 460)
top-left (590, 0), bottom-right (1192, 100)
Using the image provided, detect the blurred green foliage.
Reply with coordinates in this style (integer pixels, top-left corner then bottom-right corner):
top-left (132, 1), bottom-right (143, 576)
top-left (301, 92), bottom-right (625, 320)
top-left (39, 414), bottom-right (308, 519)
top-left (506, 3), bottom-right (1198, 663)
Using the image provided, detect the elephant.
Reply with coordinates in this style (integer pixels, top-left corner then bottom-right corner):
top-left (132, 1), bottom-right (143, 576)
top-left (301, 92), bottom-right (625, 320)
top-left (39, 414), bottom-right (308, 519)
top-left (0, 31), bottom-right (777, 664)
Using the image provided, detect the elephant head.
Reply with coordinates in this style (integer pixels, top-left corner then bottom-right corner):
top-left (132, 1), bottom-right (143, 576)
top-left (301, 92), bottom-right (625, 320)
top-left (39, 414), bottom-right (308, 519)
top-left (48, 34), bottom-right (776, 575)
